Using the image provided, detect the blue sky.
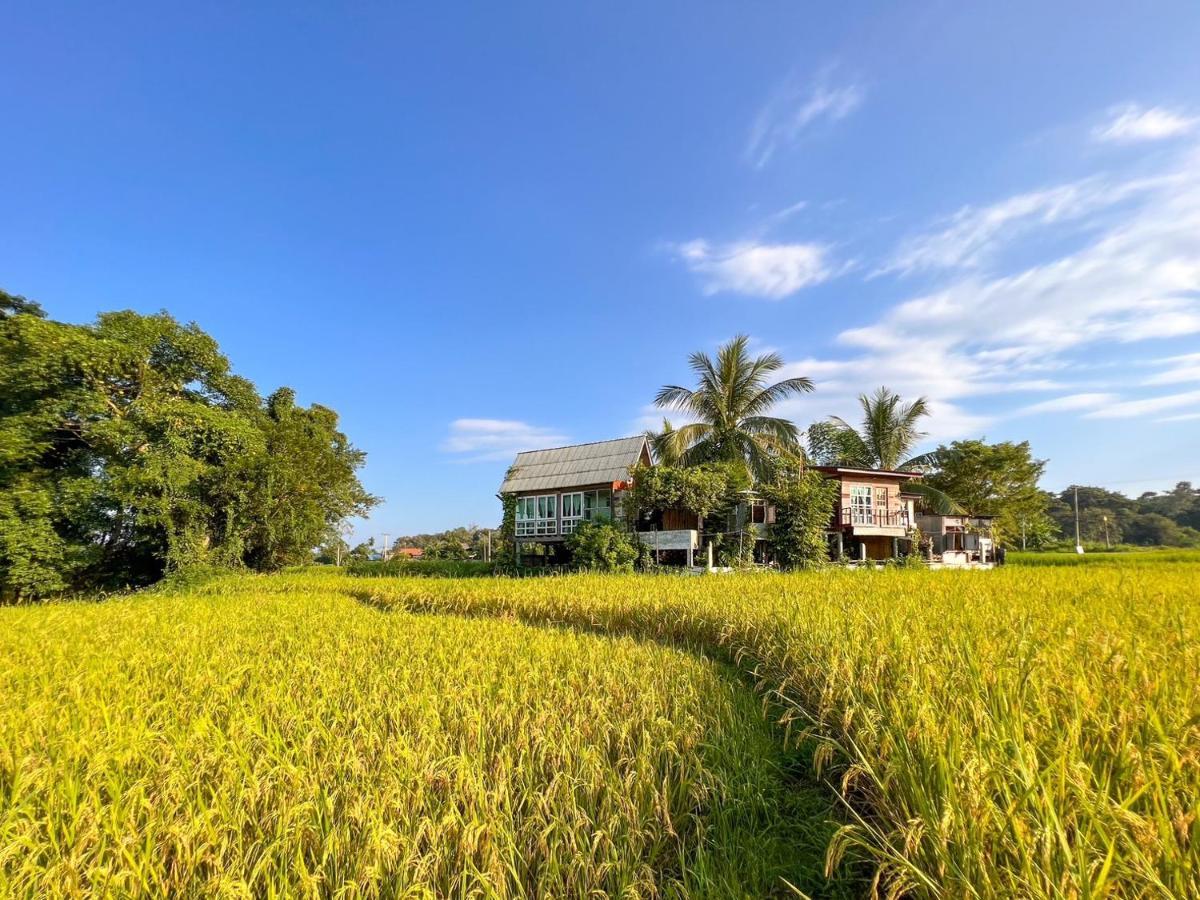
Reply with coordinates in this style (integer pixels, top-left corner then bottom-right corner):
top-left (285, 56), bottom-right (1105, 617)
top-left (4, 2), bottom-right (1200, 538)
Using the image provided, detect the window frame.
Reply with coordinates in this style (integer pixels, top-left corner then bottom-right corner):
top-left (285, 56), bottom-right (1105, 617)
top-left (849, 485), bottom-right (873, 525)
top-left (583, 488), bottom-right (612, 522)
top-left (515, 494), bottom-right (559, 537)
top-left (560, 491), bottom-right (584, 534)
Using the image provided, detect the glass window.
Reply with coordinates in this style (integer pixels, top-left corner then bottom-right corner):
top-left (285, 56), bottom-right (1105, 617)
top-left (516, 495), bottom-right (558, 536)
top-left (850, 485), bottom-right (873, 525)
top-left (561, 492), bottom-right (584, 533)
top-left (583, 489), bottom-right (612, 521)
top-left (874, 487), bottom-right (889, 523)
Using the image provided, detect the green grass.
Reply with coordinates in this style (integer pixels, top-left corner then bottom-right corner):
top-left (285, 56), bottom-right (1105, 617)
top-left (1010, 547), bottom-right (1200, 566)
top-left (0, 585), bottom-right (839, 897)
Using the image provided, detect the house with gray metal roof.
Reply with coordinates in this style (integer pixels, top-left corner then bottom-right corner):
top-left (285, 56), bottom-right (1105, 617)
top-left (499, 436), bottom-right (683, 564)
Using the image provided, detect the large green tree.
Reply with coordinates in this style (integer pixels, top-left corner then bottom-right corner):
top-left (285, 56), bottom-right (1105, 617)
top-left (654, 335), bottom-right (813, 481)
top-left (923, 440), bottom-right (1055, 545)
top-left (0, 299), bottom-right (375, 599)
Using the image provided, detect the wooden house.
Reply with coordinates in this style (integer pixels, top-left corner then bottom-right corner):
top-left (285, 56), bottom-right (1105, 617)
top-left (499, 436), bottom-right (693, 564)
top-left (812, 466), bottom-right (922, 561)
top-left (499, 438), bottom-right (935, 566)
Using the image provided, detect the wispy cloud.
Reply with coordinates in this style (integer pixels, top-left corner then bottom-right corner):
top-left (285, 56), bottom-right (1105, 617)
top-left (671, 239), bottom-right (834, 299)
top-left (1016, 393), bottom-right (1117, 415)
top-left (1093, 103), bottom-right (1199, 143)
top-left (856, 144), bottom-right (1200, 364)
top-left (1143, 352), bottom-right (1200, 386)
top-left (1084, 389), bottom-right (1200, 419)
top-left (878, 175), bottom-right (1169, 277)
top-left (745, 66), bottom-right (863, 169)
top-left (762, 199), bottom-right (808, 229)
top-left (442, 419), bottom-right (568, 462)
top-left (762, 139), bottom-right (1200, 435)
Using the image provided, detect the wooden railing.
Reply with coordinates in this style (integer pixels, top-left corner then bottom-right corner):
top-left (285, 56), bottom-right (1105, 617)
top-left (838, 508), bottom-right (910, 528)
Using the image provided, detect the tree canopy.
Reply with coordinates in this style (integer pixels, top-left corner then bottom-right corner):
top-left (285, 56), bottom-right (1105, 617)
top-left (0, 299), bottom-right (376, 599)
top-left (1047, 482), bottom-right (1200, 548)
top-left (923, 440), bottom-right (1054, 545)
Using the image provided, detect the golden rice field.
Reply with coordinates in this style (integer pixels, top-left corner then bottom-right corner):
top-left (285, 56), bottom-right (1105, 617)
top-left (0, 586), bottom-right (826, 898)
top-left (3, 560), bottom-right (1199, 898)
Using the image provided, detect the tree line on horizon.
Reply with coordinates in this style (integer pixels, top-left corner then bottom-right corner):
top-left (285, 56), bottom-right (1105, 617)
top-left (6, 295), bottom-right (1194, 597)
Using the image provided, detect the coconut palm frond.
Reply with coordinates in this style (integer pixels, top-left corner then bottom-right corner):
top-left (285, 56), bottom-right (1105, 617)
top-left (740, 415), bottom-right (800, 444)
top-left (906, 481), bottom-right (963, 515)
top-left (826, 417), bottom-right (873, 468)
top-left (900, 450), bottom-right (943, 472)
top-left (652, 336), bottom-right (811, 483)
top-left (742, 376), bottom-right (815, 417)
top-left (849, 387), bottom-right (931, 470)
top-left (654, 384), bottom-right (695, 412)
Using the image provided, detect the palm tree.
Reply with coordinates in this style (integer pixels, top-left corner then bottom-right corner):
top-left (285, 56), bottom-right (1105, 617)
top-left (644, 418), bottom-right (684, 468)
top-left (828, 387), bottom-right (960, 512)
top-left (654, 335), bottom-right (813, 481)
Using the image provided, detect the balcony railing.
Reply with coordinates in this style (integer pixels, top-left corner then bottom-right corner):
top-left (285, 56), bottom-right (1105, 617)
top-left (838, 508), bottom-right (911, 528)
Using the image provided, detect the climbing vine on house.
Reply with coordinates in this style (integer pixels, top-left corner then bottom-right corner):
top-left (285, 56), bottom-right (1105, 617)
top-left (496, 492), bottom-right (518, 570)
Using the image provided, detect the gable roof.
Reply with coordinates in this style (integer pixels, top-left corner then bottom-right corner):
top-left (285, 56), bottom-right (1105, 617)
top-left (812, 465), bottom-right (923, 481)
top-left (499, 436), bottom-right (650, 494)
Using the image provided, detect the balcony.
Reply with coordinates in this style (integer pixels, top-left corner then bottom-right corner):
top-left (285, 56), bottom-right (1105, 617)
top-left (837, 508), bottom-right (911, 534)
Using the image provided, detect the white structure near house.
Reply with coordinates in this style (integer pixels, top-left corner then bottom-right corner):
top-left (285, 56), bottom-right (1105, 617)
top-left (916, 513), bottom-right (996, 565)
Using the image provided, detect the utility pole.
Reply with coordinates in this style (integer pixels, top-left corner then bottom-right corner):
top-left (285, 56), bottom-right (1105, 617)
top-left (334, 519), bottom-right (352, 567)
top-left (381, 532), bottom-right (391, 562)
top-left (1103, 515), bottom-right (1110, 550)
top-left (485, 530), bottom-right (492, 562)
top-left (1073, 487), bottom-right (1083, 554)
top-left (1021, 519), bottom-right (1027, 552)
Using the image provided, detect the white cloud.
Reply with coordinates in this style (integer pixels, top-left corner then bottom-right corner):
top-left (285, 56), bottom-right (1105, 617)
top-left (855, 146), bottom-right (1200, 363)
top-left (879, 175), bottom-right (1169, 276)
top-left (763, 199), bottom-right (809, 229)
top-left (746, 67), bottom-right (863, 168)
top-left (770, 345), bottom-right (1029, 449)
top-left (658, 132), bottom-right (1200, 443)
top-left (1144, 353), bottom-right (1200, 386)
top-left (672, 239), bottom-right (833, 299)
top-left (1084, 389), bottom-right (1200, 419)
top-left (1016, 393), bottom-right (1117, 415)
top-left (1157, 411), bottom-right (1200, 423)
top-left (442, 419), bottom-right (568, 461)
top-left (1093, 104), bottom-right (1199, 143)
top-left (756, 141), bottom-right (1200, 435)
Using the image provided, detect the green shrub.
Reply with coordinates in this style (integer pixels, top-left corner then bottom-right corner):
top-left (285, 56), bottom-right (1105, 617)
top-left (566, 521), bottom-right (639, 572)
top-left (760, 470), bottom-right (838, 570)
